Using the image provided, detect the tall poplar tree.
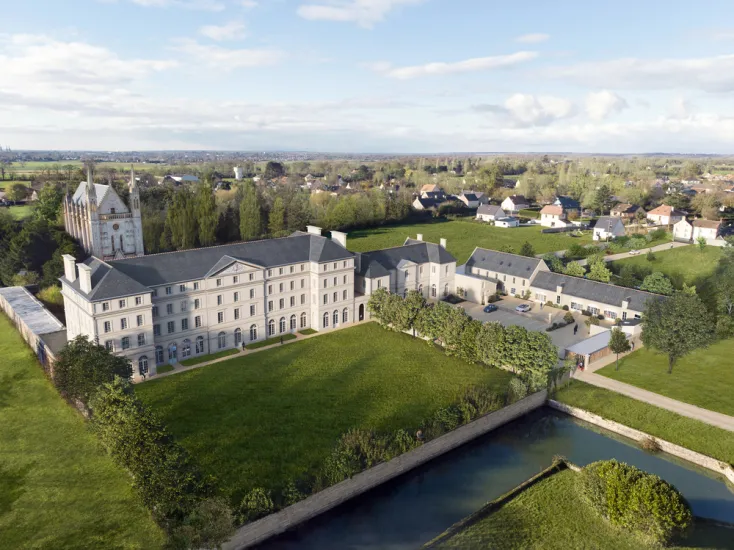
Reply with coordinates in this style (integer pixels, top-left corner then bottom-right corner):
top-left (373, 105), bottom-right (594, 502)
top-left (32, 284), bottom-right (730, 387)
top-left (268, 197), bottom-right (286, 236)
top-left (239, 181), bottom-right (261, 241)
top-left (195, 184), bottom-right (217, 247)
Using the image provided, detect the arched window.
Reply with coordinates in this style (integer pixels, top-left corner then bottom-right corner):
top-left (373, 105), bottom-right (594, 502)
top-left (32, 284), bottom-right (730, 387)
top-left (168, 343), bottom-right (177, 361)
top-left (290, 314), bottom-right (296, 330)
top-left (300, 312), bottom-right (307, 328)
top-left (218, 331), bottom-right (226, 349)
top-left (323, 312), bottom-right (329, 328)
top-left (342, 308), bottom-right (349, 323)
top-left (431, 284), bottom-right (437, 297)
top-left (181, 339), bottom-right (191, 358)
top-left (195, 336), bottom-right (205, 354)
top-left (333, 310), bottom-right (339, 327)
top-left (250, 324), bottom-right (258, 341)
top-left (138, 356), bottom-right (149, 375)
top-left (279, 317), bottom-right (286, 333)
top-left (268, 319), bottom-right (275, 336)
top-left (234, 328), bottom-right (242, 346)
top-left (155, 346), bottom-right (164, 364)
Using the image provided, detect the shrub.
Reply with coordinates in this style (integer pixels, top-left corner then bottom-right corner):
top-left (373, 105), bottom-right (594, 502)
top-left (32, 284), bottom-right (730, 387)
top-left (640, 436), bottom-right (661, 454)
top-left (507, 378), bottom-right (528, 403)
top-left (239, 488), bottom-right (274, 523)
top-left (279, 480), bottom-right (307, 507)
top-left (169, 497), bottom-right (234, 550)
top-left (578, 460), bottom-right (692, 545)
top-left (320, 428), bottom-right (390, 486)
top-left (563, 311), bottom-right (575, 324)
top-left (581, 310), bottom-right (591, 317)
top-left (562, 305), bottom-right (569, 311)
top-left (389, 429), bottom-right (417, 456)
top-left (597, 314), bottom-right (605, 321)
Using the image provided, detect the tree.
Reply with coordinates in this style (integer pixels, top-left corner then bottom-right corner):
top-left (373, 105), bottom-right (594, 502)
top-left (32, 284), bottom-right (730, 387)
top-left (591, 184), bottom-right (613, 214)
top-left (268, 197), bottom-right (286, 236)
top-left (519, 241), bottom-right (536, 258)
top-left (587, 259), bottom-right (612, 283)
top-left (7, 182), bottom-right (28, 202)
top-left (239, 181), bottom-right (262, 241)
top-left (697, 236), bottom-right (707, 252)
top-left (170, 498), bottom-right (234, 550)
top-left (194, 184), bottom-right (217, 247)
top-left (263, 161), bottom-right (285, 180)
top-left (640, 272), bottom-right (674, 295)
top-left (165, 189), bottom-right (198, 250)
top-left (564, 261), bottom-right (586, 277)
top-left (608, 327), bottom-right (631, 370)
top-left (635, 209), bottom-right (647, 225)
top-left (34, 184), bottom-right (64, 223)
top-left (402, 290), bottom-right (426, 336)
top-left (542, 252), bottom-right (564, 273)
top-left (642, 292), bottom-right (714, 373)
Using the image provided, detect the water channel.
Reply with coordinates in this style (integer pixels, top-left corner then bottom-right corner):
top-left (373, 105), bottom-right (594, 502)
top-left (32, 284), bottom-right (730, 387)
top-left (261, 408), bottom-right (734, 549)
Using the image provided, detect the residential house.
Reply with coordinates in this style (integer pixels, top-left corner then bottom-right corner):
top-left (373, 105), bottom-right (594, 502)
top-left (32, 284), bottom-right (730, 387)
top-left (553, 196), bottom-right (581, 216)
top-left (457, 248), bottom-right (549, 301)
top-left (457, 191), bottom-right (488, 209)
top-left (610, 203), bottom-right (645, 222)
top-left (412, 197), bottom-right (443, 211)
top-left (495, 217), bottom-right (520, 228)
top-left (476, 204), bottom-right (506, 222)
top-left (673, 218), bottom-right (724, 243)
top-left (539, 205), bottom-right (569, 228)
top-left (501, 195), bottom-right (530, 214)
top-left (593, 216), bottom-right (626, 241)
top-left (646, 205), bottom-right (686, 226)
top-left (420, 184), bottom-right (446, 201)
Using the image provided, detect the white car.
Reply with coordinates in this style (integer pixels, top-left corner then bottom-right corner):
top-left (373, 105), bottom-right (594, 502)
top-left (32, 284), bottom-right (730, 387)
top-left (628, 249), bottom-right (641, 255)
top-left (515, 304), bottom-right (532, 313)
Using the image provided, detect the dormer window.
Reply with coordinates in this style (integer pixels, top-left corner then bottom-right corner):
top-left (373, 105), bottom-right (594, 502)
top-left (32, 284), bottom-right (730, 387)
top-left (110, 208), bottom-right (116, 214)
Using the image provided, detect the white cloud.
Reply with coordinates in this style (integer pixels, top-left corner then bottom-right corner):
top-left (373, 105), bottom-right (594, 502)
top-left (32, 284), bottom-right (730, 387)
top-left (199, 21), bottom-right (246, 41)
top-left (369, 51), bottom-right (537, 79)
top-left (297, 0), bottom-right (425, 28)
top-left (671, 97), bottom-right (693, 118)
top-left (127, 0), bottom-right (225, 10)
top-left (550, 54), bottom-right (734, 92)
top-left (503, 93), bottom-right (575, 126)
top-left (515, 33), bottom-right (549, 44)
top-left (585, 90), bottom-right (628, 120)
top-left (170, 38), bottom-right (284, 68)
top-left (240, 0), bottom-right (258, 7)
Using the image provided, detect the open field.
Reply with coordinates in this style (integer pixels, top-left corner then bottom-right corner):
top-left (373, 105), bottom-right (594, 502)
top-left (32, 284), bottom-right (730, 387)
top-left (554, 380), bottom-right (734, 464)
top-left (0, 314), bottom-right (164, 549)
top-left (346, 219), bottom-right (593, 264)
top-left (610, 245), bottom-right (722, 287)
top-left (3, 205), bottom-right (35, 220)
top-left (0, 180), bottom-right (32, 189)
top-left (137, 323), bottom-right (512, 499)
top-left (597, 339), bottom-right (734, 417)
top-left (431, 467), bottom-right (733, 550)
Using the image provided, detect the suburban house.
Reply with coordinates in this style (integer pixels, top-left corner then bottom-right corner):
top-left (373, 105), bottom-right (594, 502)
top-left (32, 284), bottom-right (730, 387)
top-left (553, 196), bottom-right (581, 216)
top-left (593, 216), bottom-right (626, 241)
top-left (501, 195), bottom-right (530, 214)
top-left (158, 174), bottom-right (200, 185)
top-left (456, 249), bottom-right (549, 302)
top-left (457, 191), bottom-right (488, 209)
top-left (610, 203), bottom-right (645, 222)
top-left (420, 184), bottom-right (446, 201)
top-left (495, 217), bottom-right (520, 228)
top-left (476, 204), bottom-right (506, 222)
top-left (647, 204), bottom-right (686, 226)
top-left (529, 272), bottom-right (659, 321)
top-left (673, 218), bottom-right (725, 243)
top-left (412, 197), bottom-right (443, 211)
top-left (539, 205), bottom-right (569, 228)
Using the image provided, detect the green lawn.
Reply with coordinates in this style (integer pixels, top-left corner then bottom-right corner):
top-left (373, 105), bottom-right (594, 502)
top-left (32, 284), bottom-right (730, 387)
top-left (346, 220), bottom-right (593, 264)
top-left (3, 205), bottom-right (34, 220)
top-left (0, 314), bottom-right (164, 549)
top-left (430, 467), bottom-right (733, 550)
top-left (554, 380), bottom-right (734, 464)
top-left (244, 333), bottom-right (296, 350)
top-left (610, 245), bottom-right (722, 287)
top-left (137, 323), bottom-right (512, 500)
top-left (178, 348), bottom-right (239, 366)
top-left (596, 339), bottom-right (734, 418)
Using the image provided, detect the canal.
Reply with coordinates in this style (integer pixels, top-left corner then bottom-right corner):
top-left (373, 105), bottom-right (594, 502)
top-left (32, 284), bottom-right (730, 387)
top-left (262, 408), bottom-right (734, 549)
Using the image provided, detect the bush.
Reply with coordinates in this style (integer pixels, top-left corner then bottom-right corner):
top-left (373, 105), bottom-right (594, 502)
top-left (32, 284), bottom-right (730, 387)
top-left (640, 436), bottom-right (661, 454)
top-left (563, 311), bottom-right (575, 324)
top-left (239, 488), bottom-right (274, 523)
top-left (487, 293), bottom-right (501, 303)
top-left (578, 460), bottom-right (692, 545)
top-left (597, 314), bottom-right (605, 321)
top-left (320, 428), bottom-right (390, 486)
top-left (169, 497), bottom-right (234, 550)
top-left (507, 378), bottom-right (528, 403)
top-left (562, 305), bottom-right (569, 311)
top-left (581, 310), bottom-right (591, 317)
top-left (279, 480), bottom-right (307, 507)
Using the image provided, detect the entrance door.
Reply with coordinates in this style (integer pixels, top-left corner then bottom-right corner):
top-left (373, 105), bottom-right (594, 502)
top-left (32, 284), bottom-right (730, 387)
top-left (358, 303), bottom-right (365, 321)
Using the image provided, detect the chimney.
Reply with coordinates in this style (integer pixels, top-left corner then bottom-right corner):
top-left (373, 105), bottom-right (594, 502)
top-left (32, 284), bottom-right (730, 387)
top-left (416, 233), bottom-right (423, 241)
top-left (556, 284), bottom-right (564, 294)
top-left (78, 263), bottom-right (92, 294)
top-left (440, 238), bottom-right (447, 248)
top-left (331, 230), bottom-right (347, 248)
top-left (306, 225), bottom-right (322, 236)
top-left (622, 299), bottom-right (630, 310)
top-left (63, 254), bottom-right (77, 282)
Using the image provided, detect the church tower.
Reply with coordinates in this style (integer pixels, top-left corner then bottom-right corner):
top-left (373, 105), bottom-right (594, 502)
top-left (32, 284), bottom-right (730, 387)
top-left (129, 167), bottom-right (145, 256)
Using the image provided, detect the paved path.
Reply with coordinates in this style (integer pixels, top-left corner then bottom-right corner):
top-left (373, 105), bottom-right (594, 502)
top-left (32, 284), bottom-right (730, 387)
top-left (576, 241), bottom-right (689, 266)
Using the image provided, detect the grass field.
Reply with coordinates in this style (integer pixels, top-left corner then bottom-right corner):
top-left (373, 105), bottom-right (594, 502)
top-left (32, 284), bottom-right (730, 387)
top-left (0, 180), bottom-right (32, 189)
top-left (137, 323), bottom-right (512, 500)
top-left (0, 314), bottom-right (164, 549)
top-left (554, 380), bottom-right (734, 464)
top-left (431, 467), bottom-right (733, 550)
top-left (346, 219), bottom-right (593, 264)
top-left (596, 339), bottom-right (734, 417)
top-left (179, 348), bottom-right (239, 366)
top-left (2, 205), bottom-right (34, 220)
top-left (244, 333), bottom-right (296, 350)
top-left (610, 245), bottom-right (722, 287)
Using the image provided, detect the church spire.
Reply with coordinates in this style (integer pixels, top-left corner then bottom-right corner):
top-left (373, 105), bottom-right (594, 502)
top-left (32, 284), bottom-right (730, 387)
top-left (129, 165), bottom-right (137, 191)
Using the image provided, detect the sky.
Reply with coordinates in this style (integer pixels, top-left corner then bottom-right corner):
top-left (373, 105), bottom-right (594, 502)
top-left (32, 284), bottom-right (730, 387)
top-left (2, 0), bottom-right (734, 153)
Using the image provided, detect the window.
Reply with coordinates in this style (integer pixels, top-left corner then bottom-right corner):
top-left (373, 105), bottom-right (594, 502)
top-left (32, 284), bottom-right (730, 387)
top-left (290, 266), bottom-right (295, 273)
top-left (181, 318), bottom-right (188, 330)
top-left (249, 273), bottom-right (254, 281)
top-left (333, 262), bottom-right (337, 269)
top-left (343, 289), bottom-right (347, 300)
top-left (233, 291), bottom-right (239, 303)
top-left (343, 275), bottom-right (347, 284)
top-left (300, 313), bottom-right (307, 328)
top-left (196, 336), bottom-right (205, 354)
top-left (588, 306), bottom-right (600, 316)
top-left (217, 295), bottom-right (223, 306)
top-left (279, 317), bottom-right (286, 333)
top-left (323, 294), bottom-right (328, 305)
top-left (333, 277), bottom-right (337, 286)
top-left (420, 266), bottom-right (424, 275)
top-left (290, 315), bottom-right (296, 330)
top-left (301, 294), bottom-right (306, 305)
top-left (155, 346), bottom-right (163, 364)
top-left (604, 310), bottom-right (617, 319)
top-left (279, 267), bottom-right (284, 275)
top-left (268, 269), bottom-right (272, 277)
top-left (218, 332), bottom-right (226, 349)
top-left (234, 328), bottom-right (242, 346)
top-left (535, 293), bottom-right (546, 302)
top-left (195, 315), bottom-right (202, 328)
top-left (102, 302), bottom-right (110, 312)
top-left (194, 299), bottom-right (200, 309)
top-left (167, 321), bottom-right (175, 334)
top-left (431, 284), bottom-right (436, 297)
top-left (445, 266), bottom-right (449, 275)
top-left (216, 278), bottom-right (222, 287)
top-left (268, 319), bottom-right (275, 336)
top-left (377, 280), bottom-right (382, 289)
top-left (571, 302), bottom-right (583, 311)
top-left (138, 356), bottom-right (148, 376)
top-left (119, 299), bottom-right (126, 308)
top-left (622, 312), bottom-right (628, 321)
top-left (432, 266), bottom-right (436, 274)
top-left (165, 286), bottom-right (172, 295)
top-left (268, 284), bottom-right (273, 294)
top-left (152, 289), bottom-right (158, 297)
top-left (194, 282), bottom-right (199, 290)
top-left (217, 312), bottom-right (224, 323)
top-left (323, 264), bottom-right (327, 272)
top-left (513, 277), bottom-right (516, 284)
top-left (138, 333), bottom-right (145, 346)
top-left (179, 284), bottom-right (186, 292)
top-left (152, 306), bottom-right (158, 318)
top-left (418, 284), bottom-right (423, 295)
top-left (166, 304), bottom-right (173, 315)
top-left (250, 325), bottom-right (258, 341)
top-left (154, 324), bottom-right (161, 336)
top-left (301, 278), bottom-right (305, 288)
top-left (181, 300), bottom-right (187, 312)
top-left (323, 312), bottom-right (329, 328)
top-left (279, 283), bottom-right (284, 293)
top-left (343, 308), bottom-right (348, 324)
top-left (135, 296), bottom-right (142, 306)
top-left (121, 337), bottom-right (130, 350)
top-left (250, 289), bottom-right (255, 299)
top-left (234, 308), bottom-right (240, 320)
top-left (323, 279), bottom-right (327, 289)
top-left (511, 288), bottom-right (516, 295)
top-left (404, 270), bottom-right (409, 281)
top-left (556, 295), bottom-right (561, 305)
top-left (105, 340), bottom-right (113, 351)
top-left (137, 314), bottom-right (143, 327)
top-left (168, 343), bottom-right (177, 361)
top-left (333, 310), bottom-right (339, 326)
top-left (343, 260), bottom-right (348, 268)
top-left (444, 284), bottom-right (449, 297)
top-left (301, 264), bottom-right (305, 271)
top-left (333, 291), bottom-right (338, 303)
top-left (233, 275), bottom-right (239, 284)
top-left (268, 300), bottom-right (273, 312)
top-left (279, 298), bottom-right (284, 309)
top-left (120, 318), bottom-right (128, 330)
top-left (182, 339), bottom-right (191, 358)
top-left (290, 281), bottom-right (295, 291)
top-left (250, 305), bottom-right (256, 316)
top-left (290, 296), bottom-right (295, 307)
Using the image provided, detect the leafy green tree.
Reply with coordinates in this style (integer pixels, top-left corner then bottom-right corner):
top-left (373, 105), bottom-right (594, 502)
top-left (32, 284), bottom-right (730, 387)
top-left (441, 306), bottom-right (470, 356)
top-left (640, 272), bottom-right (674, 295)
top-left (564, 261), bottom-right (586, 278)
top-left (268, 197), bottom-right (286, 236)
top-left (165, 189), bottom-right (198, 250)
top-left (170, 497), bottom-right (234, 550)
top-left (7, 182), bottom-right (28, 202)
top-left (402, 290), bottom-right (426, 336)
top-left (642, 292), bottom-right (713, 373)
top-left (609, 327), bottom-right (631, 370)
top-left (366, 287), bottom-right (390, 322)
top-left (34, 184), bottom-right (64, 223)
top-left (194, 184), bottom-right (217, 247)
top-left (263, 161), bottom-right (285, 180)
top-left (238, 488), bottom-right (274, 523)
top-left (475, 321), bottom-right (506, 369)
top-left (502, 325), bottom-right (558, 391)
top-left (591, 184), bottom-right (614, 214)
top-left (697, 236), bottom-right (707, 252)
top-left (286, 192), bottom-right (312, 232)
top-left (542, 253), bottom-right (564, 273)
top-left (587, 259), bottom-right (612, 283)
top-left (519, 241), bottom-right (536, 258)
top-left (239, 181), bottom-right (262, 241)
top-left (715, 246), bottom-right (734, 317)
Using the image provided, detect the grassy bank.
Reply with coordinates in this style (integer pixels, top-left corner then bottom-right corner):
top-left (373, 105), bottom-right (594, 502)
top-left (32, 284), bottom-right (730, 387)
top-left (610, 245), bottom-right (721, 287)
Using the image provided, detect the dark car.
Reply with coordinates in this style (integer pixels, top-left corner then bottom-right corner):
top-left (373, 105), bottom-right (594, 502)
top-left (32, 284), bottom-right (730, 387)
top-left (483, 304), bottom-right (498, 313)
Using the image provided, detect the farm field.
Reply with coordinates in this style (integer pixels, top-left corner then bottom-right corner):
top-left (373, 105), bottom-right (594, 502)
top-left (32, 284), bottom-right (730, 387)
top-left (136, 323), bottom-right (512, 500)
top-left (610, 245), bottom-right (722, 287)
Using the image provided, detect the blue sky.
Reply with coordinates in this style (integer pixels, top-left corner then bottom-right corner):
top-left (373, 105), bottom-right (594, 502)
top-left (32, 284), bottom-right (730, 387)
top-left (2, 0), bottom-right (734, 153)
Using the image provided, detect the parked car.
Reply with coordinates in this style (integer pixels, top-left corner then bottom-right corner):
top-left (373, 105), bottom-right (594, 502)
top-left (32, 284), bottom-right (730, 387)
top-left (483, 304), bottom-right (498, 313)
top-left (515, 304), bottom-right (532, 313)
top-left (628, 249), bottom-right (641, 255)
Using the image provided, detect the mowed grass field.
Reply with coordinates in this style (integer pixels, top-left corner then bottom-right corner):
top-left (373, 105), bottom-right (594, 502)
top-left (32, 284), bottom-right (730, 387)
top-left (596, 339), bottom-right (734, 417)
top-left (610, 245), bottom-right (722, 287)
top-left (0, 314), bottom-right (164, 550)
top-left (137, 323), bottom-right (512, 500)
top-left (3, 205), bottom-right (35, 220)
top-left (431, 467), bottom-right (733, 550)
top-left (346, 219), bottom-right (593, 264)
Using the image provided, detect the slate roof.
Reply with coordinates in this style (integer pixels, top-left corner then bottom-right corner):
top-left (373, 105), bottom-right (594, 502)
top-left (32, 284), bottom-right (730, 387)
top-left (414, 197), bottom-right (443, 209)
top-left (530, 271), bottom-right (662, 312)
top-left (356, 239), bottom-right (455, 278)
top-left (477, 204), bottom-right (504, 216)
top-left (611, 203), bottom-right (641, 215)
top-left (461, 192), bottom-right (479, 201)
top-left (61, 257), bottom-right (152, 301)
top-left (464, 248), bottom-right (544, 279)
top-left (594, 216), bottom-right (624, 232)
top-left (504, 195), bottom-right (528, 205)
top-left (554, 196), bottom-right (581, 209)
top-left (71, 181), bottom-right (110, 206)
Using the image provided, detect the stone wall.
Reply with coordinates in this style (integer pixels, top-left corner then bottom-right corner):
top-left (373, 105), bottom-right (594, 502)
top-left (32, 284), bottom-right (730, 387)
top-left (549, 400), bottom-right (734, 486)
top-left (223, 390), bottom-right (548, 550)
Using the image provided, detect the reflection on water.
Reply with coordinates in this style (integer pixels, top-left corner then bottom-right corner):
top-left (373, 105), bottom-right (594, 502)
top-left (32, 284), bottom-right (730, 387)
top-left (261, 408), bottom-right (734, 550)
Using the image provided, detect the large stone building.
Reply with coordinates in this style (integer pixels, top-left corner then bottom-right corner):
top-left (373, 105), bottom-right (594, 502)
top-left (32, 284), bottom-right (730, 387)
top-left (63, 168), bottom-right (145, 260)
